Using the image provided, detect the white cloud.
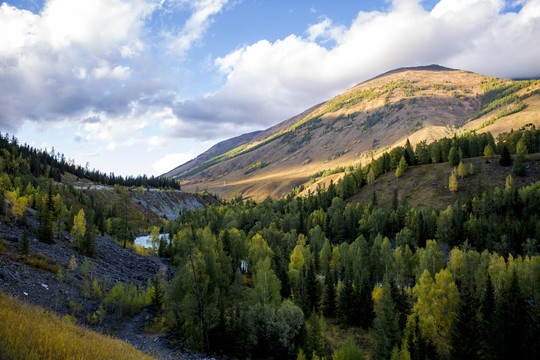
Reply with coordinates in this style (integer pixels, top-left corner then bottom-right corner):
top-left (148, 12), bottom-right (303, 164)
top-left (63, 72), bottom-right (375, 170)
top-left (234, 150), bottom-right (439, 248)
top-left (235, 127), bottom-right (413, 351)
top-left (168, 0), bottom-right (228, 55)
top-left (170, 0), bottom-right (540, 140)
top-left (152, 152), bottom-right (197, 174)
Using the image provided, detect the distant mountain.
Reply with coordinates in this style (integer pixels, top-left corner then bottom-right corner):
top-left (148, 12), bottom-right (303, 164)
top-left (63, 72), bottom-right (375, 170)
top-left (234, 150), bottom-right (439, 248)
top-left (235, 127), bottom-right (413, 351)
top-left (164, 65), bottom-right (540, 200)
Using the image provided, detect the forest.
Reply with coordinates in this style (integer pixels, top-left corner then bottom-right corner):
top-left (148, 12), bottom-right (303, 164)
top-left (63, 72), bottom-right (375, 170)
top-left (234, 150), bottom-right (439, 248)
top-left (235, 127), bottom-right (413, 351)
top-left (153, 126), bottom-right (540, 359)
top-left (1, 127), bottom-right (539, 359)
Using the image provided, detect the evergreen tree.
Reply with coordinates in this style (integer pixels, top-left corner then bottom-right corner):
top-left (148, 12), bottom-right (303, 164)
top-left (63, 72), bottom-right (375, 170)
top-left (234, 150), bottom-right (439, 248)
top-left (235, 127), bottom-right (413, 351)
top-left (483, 144), bottom-right (495, 159)
top-left (479, 274), bottom-right (496, 360)
top-left (450, 283), bottom-right (481, 359)
top-left (499, 145), bottom-right (512, 166)
top-left (373, 279), bottom-right (401, 360)
top-left (356, 278), bottom-right (375, 329)
top-left (338, 274), bottom-right (355, 324)
top-left (389, 278), bottom-right (411, 332)
top-left (512, 155), bottom-right (526, 176)
top-left (151, 274), bottom-right (164, 312)
top-left (448, 146), bottom-right (460, 166)
top-left (305, 313), bottom-right (326, 359)
top-left (396, 156), bottom-right (407, 178)
top-left (38, 185), bottom-right (54, 244)
top-left (79, 223), bottom-right (96, 257)
top-left (404, 139), bottom-right (416, 165)
top-left (496, 270), bottom-right (527, 359)
top-left (21, 229), bottom-right (29, 255)
top-left (321, 272), bottom-right (336, 317)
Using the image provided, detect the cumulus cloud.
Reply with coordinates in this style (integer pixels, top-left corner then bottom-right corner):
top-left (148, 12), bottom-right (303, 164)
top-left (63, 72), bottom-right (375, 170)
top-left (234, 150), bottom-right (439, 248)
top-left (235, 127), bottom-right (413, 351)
top-left (0, 0), bottom-right (162, 133)
top-left (1, 0), bottom-right (540, 150)
top-left (170, 0), bottom-right (540, 140)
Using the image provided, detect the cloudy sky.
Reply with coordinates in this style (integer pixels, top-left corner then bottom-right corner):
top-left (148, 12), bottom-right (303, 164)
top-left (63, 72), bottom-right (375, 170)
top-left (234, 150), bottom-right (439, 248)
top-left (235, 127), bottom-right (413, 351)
top-left (1, 0), bottom-right (539, 176)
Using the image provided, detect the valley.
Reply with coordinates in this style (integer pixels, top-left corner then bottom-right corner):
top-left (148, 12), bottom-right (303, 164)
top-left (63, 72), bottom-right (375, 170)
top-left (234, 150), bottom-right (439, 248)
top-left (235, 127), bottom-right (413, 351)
top-left (1, 66), bottom-right (540, 360)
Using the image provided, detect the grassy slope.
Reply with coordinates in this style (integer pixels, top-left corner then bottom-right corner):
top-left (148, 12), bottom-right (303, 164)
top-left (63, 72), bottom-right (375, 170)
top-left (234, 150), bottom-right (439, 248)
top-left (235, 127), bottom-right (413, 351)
top-left (0, 292), bottom-right (157, 360)
top-left (180, 69), bottom-right (540, 200)
top-left (349, 153), bottom-right (540, 210)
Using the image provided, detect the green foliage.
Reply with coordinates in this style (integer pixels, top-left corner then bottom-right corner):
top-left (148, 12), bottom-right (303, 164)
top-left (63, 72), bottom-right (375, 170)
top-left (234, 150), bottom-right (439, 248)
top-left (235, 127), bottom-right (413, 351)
top-left (332, 334), bottom-right (364, 360)
top-left (373, 279), bottom-right (401, 360)
top-left (499, 145), bottom-right (512, 166)
top-left (103, 281), bottom-right (149, 319)
top-left (21, 230), bottom-right (29, 255)
top-left (244, 161), bottom-right (270, 175)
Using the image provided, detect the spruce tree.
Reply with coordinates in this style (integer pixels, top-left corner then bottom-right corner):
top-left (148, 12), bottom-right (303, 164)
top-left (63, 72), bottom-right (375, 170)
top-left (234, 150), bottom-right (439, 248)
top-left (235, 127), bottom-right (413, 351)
top-left (450, 282), bottom-right (481, 360)
top-left (389, 278), bottom-right (411, 332)
top-left (373, 279), bottom-right (401, 360)
top-left (479, 274), bottom-right (496, 360)
top-left (338, 274), bottom-right (355, 324)
top-left (357, 278), bottom-right (375, 329)
top-left (512, 155), bottom-right (526, 176)
top-left (499, 145), bottom-right (512, 166)
top-left (322, 272), bottom-right (336, 317)
top-left (21, 229), bottom-right (29, 255)
top-left (448, 146), bottom-right (460, 166)
top-left (38, 185), bottom-right (54, 244)
top-left (497, 270), bottom-right (528, 359)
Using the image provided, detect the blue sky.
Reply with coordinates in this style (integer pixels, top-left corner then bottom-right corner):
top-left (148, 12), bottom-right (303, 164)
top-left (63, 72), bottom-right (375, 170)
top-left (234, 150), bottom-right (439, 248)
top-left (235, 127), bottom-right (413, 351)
top-left (1, 0), bottom-right (539, 176)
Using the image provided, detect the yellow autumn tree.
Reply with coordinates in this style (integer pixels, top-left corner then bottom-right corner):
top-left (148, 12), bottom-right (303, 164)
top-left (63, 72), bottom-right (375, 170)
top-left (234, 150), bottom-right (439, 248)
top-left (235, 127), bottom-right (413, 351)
top-left (412, 268), bottom-right (458, 357)
top-left (5, 190), bottom-right (28, 222)
top-left (71, 209), bottom-right (86, 244)
top-left (448, 168), bottom-right (458, 192)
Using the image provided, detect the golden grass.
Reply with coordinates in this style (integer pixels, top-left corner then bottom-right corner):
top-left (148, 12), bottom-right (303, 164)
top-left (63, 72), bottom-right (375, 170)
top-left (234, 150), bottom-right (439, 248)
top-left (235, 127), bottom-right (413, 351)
top-left (0, 292), bottom-right (158, 360)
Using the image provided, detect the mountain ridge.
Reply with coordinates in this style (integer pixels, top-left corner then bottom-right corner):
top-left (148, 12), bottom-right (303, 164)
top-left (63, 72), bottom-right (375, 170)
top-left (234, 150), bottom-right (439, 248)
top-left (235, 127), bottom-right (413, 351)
top-left (164, 65), bottom-right (540, 200)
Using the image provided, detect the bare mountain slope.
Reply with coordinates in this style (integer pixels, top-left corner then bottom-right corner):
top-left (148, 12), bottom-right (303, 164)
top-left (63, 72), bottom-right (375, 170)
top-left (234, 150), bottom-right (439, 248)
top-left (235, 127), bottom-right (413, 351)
top-left (165, 65), bottom-right (540, 200)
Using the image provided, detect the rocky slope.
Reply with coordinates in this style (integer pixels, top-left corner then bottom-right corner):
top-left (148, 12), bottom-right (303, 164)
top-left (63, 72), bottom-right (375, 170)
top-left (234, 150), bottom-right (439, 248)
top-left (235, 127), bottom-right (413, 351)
top-left (165, 65), bottom-right (540, 201)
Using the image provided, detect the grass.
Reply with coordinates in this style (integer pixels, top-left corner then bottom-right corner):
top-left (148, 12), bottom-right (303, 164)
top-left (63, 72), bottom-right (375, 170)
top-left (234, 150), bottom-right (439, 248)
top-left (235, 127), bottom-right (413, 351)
top-left (0, 292), bottom-right (158, 360)
top-left (349, 153), bottom-right (540, 210)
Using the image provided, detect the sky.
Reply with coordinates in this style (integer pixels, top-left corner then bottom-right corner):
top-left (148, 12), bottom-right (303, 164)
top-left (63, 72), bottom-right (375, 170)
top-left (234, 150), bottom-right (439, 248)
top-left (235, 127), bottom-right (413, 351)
top-left (1, 0), bottom-right (539, 177)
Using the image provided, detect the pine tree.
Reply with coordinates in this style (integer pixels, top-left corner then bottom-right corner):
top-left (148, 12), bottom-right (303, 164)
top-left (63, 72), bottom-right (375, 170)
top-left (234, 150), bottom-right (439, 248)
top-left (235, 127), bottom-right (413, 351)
top-left (448, 146), bottom-right (460, 166)
top-left (306, 313), bottom-right (326, 359)
top-left (373, 279), bottom-right (401, 360)
top-left (151, 275), bottom-right (164, 312)
top-left (496, 270), bottom-right (527, 359)
top-left (479, 274), bottom-right (497, 360)
top-left (483, 144), bottom-right (495, 159)
top-left (512, 155), bottom-right (526, 176)
top-left (21, 229), bottom-right (29, 255)
top-left (338, 274), bottom-right (355, 324)
top-left (389, 278), bottom-right (411, 332)
top-left (396, 156), bottom-right (407, 178)
top-left (450, 282), bottom-right (481, 359)
top-left (354, 278), bottom-right (375, 329)
top-left (322, 272), bottom-right (336, 317)
top-left (392, 188), bottom-right (399, 211)
top-left (80, 223), bottom-right (96, 257)
top-left (38, 185), bottom-right (54, 244)
top-left (499, 145), bottom-right (512, 166)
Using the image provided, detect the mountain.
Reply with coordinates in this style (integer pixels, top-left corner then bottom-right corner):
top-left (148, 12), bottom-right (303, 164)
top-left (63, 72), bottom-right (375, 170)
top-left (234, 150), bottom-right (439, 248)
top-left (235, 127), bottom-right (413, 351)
top-left (165, 65), bottom-right (540, 200)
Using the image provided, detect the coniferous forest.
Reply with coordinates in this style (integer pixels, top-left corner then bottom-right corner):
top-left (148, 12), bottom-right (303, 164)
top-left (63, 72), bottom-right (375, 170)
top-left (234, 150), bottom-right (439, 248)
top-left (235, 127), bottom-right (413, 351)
top-left (1, 127), bottom-right (539, 359)
top-left (154, 126), bottom-right (539, 359)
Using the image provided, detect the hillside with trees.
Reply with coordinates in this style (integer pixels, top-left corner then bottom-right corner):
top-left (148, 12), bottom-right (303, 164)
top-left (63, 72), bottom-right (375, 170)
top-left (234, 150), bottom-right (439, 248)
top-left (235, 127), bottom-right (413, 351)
top-left (1, 122), bottom-right (539, 359)
top-left (154, 127), bottom-right (538, 358)
top-left (167, 66), bottom-right (540, 201)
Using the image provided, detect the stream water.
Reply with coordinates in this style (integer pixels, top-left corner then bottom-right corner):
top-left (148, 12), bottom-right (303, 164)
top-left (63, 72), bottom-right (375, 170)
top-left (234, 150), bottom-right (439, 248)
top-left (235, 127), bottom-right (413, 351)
top-left (133, 233), bottom-right (170, 248)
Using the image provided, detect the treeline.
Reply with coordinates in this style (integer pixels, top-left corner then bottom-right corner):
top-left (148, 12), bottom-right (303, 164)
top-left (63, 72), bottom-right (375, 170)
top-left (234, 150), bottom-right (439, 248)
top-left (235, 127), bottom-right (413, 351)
top-left (0, 133), bottom-right (180, 189)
